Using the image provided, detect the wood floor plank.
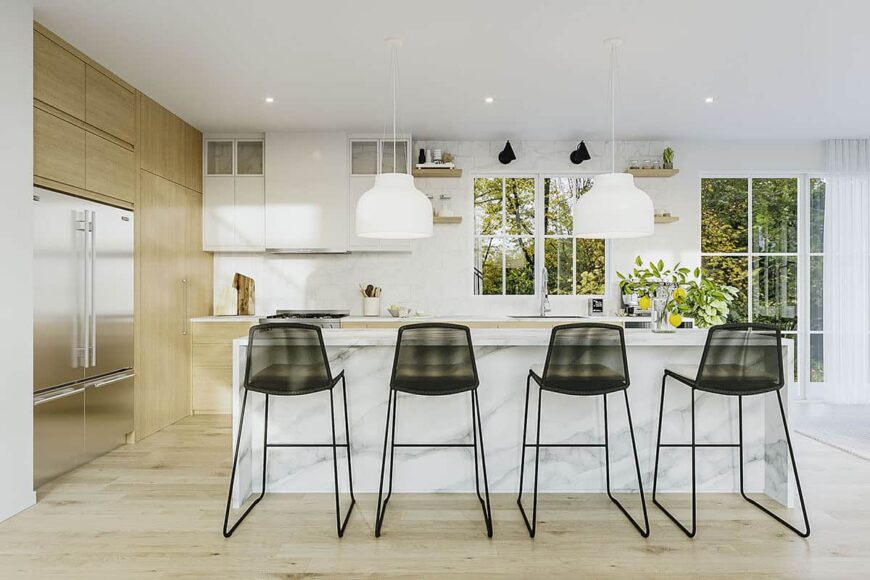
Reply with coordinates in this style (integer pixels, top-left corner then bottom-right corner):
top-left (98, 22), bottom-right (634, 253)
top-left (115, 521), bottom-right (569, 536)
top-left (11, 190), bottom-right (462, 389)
top-left (0, 414), bottom-right (868, 578)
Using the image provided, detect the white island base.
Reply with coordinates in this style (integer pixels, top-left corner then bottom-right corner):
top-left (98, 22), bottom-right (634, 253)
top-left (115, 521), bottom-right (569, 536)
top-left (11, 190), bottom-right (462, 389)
top-left (231, 329), bottom-right (795, 508)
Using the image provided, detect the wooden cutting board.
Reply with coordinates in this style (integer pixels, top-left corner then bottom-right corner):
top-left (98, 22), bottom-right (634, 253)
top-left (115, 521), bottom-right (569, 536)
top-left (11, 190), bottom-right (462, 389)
top-left (232, 273), bottom-right (255, 315)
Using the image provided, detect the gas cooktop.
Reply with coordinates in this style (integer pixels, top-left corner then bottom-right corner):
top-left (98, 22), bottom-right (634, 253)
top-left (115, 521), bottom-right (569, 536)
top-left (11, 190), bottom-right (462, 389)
top-left (260, 310), bottom-right (350, 328)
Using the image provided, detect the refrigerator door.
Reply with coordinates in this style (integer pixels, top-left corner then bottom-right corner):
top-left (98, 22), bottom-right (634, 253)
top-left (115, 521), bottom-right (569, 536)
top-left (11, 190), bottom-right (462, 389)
top-left (85, 201), bottom-right (134, 379)
top-left (85, 371), bottom-right (134, 461)
top-left (33, 188), bottom-right (88, 391)
top-left (34, 385), bottom-right (86, 489)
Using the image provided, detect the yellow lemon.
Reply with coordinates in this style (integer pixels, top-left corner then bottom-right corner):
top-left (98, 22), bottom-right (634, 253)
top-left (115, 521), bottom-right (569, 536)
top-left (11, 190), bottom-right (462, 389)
top-left (668, 312), bottom-right (683, 328)
top-left (638, 295), bottom-right (651, 310)
top-left (672, 287), bottom-right (687, 302)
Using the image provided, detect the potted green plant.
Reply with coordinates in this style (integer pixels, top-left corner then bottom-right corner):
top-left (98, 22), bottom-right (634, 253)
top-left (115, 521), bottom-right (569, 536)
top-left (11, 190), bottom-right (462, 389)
top-left (617, 257), bottom-right (738, 330)
top-left (662, 147), bottom-right (675, 170)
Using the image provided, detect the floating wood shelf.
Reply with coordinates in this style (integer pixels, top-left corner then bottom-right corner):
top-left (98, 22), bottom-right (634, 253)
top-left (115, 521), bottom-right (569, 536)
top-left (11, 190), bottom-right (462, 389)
top-left (433, 216), bottom-right (462, 224)
top-left (654, 215), bottom-right (680, 224)
top-left (412, 168), bottom-right (463, 178)
top-left (627, 168), bottom-right (680, 178)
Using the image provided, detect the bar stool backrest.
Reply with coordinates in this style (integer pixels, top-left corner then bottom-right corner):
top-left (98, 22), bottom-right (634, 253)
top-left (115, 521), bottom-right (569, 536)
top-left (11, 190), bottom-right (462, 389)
top-left (390, 323), bottom-right (479, 392)
top-left (696, 323), bottom-right (784, 395)
top-left (244, 323), bottom-right (332, 394)
top-left (542, 323), bottom-right (629, 393)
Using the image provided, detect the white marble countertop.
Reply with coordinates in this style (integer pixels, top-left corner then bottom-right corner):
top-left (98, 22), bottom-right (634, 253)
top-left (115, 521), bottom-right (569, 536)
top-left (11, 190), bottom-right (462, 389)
top-left (191, 314), bottom-right (678, 324)
top-left (230, 327), bottom-right (769, 347)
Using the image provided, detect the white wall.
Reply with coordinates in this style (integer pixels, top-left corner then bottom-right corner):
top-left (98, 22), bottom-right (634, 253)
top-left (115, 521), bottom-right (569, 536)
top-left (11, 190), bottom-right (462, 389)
top-left (213, 139), bottom-right (823, 317)
top-left (0, 0), bottom-right (35, 522)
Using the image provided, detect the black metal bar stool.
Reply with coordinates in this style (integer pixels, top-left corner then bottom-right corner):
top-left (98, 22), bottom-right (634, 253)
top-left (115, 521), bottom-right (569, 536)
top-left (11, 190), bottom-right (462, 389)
top-left (652, 323), bottom-right (810, 538)
top-left (223, 323), bottom-right (356, 538)
top-left (517, 323), bottom-right (649, 538)
top-left (374, 323), bottom-right (493, 538)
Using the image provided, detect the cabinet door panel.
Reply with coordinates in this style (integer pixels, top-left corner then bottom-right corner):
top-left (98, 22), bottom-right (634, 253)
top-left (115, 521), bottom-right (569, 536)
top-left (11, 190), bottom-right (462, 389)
top-left (348, 176), bottom-right (379, 251)
top-left (85, 132), bottom-right (136, 203)
top-left (34, 108), bottom-right (86, 188)
top-left (185, 124), bottom-right (203, 192)
top-left (136, 172), bottom-right (188, 438)
top-left (34, 32), bottom-right (86, 119)
top-left (139, 95), bottom-right (185, 184)
top-left (202, 176), bottom-right (236, 250)
top-left (85, 66), bottom-right (136, 145)
top-left (234, 177), bottom-right (266, 249)
top-left (265, 132), bottom-right (348, 250)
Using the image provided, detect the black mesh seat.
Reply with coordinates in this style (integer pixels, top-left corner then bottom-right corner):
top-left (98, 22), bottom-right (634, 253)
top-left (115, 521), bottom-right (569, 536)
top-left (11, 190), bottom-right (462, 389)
top-left (223, 323), bottom-right (356, 538)
top-left (375, 324), bottom-right (492, 537)
top-left (518, 324), bottom-right (649, 538)
top-left (652, 323), bottom-right (810, 539)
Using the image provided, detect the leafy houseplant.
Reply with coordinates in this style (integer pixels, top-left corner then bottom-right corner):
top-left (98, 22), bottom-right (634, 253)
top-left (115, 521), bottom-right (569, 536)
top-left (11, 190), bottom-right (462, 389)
top-left (617, 257), bottom-right (737, 329)
top-left (662, 147), bottom-right (675, 170)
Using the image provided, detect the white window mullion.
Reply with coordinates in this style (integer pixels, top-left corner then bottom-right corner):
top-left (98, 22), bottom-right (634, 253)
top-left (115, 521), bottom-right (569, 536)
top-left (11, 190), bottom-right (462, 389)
top-left (747, 178), bottom-right (754, 323)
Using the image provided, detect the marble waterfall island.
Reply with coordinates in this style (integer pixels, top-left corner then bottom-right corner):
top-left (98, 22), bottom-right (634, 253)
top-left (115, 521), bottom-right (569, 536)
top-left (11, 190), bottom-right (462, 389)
top-left (230, 328), bottom-right (795, 507)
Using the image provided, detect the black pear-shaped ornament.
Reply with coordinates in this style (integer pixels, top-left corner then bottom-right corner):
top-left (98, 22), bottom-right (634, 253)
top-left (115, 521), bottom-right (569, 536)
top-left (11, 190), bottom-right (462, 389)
top-left (498, 140), bottom-right (517, 165)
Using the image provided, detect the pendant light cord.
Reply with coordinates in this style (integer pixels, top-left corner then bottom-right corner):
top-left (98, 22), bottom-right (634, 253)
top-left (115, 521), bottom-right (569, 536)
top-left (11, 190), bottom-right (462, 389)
top-left (392, 44), bottom-right (397, 171)
top-left (610, 40), bottom-right (616, 174)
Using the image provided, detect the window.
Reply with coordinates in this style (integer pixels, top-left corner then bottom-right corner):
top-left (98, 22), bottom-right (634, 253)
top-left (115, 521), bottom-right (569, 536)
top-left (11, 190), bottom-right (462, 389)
top-left (474, 177), bottom-right (536, 295)
top-left (808, 177), bottom-right (825, 383)
top-left (543, 177), bottom-right (605, 295)
top-left (473, 176), bottom-right (605, 296)
top-left (700, 177), bottom-right (799, 378)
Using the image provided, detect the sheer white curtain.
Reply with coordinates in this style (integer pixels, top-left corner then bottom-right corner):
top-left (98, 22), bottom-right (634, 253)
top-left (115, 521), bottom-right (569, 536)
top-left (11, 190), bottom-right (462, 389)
top-left (823, 139), bottom-right (870, 403)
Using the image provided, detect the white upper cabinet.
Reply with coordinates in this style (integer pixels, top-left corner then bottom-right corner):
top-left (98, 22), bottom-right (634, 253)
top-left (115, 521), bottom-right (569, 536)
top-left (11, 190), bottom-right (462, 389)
top-left (202, 137), bottom-right (266, 251)
top-left (265, 132), bottom-right (348, 251)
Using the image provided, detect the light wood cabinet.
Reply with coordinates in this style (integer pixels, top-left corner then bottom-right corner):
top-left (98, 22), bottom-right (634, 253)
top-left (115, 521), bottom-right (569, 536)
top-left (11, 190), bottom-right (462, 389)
top-left (140, 94), bottom-right (185, 185)
top-left (34, 108), bottom-right (86, 188)
top-left (184, 124), bottom-right (203, 192)
top-left (136, 173), bottom-right (213, 438)
top-left (34, 31), bottom-right (86, 120)
top-left (85, 132), bottom-right (136, 203)
top-left (190, 321), bottom-right (255, 413)
top-left (85, 66), bottom-right (136, 145)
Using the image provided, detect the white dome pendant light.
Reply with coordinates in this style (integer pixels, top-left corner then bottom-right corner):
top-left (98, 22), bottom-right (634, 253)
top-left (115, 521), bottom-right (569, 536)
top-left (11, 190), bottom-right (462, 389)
top-left (574, 38), bottom-right (654, 239)
top-left (356, 38), bottom-right (433, 239)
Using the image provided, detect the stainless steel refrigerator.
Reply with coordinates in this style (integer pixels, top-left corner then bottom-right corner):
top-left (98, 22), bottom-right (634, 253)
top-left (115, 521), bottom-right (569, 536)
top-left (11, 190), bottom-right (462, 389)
top-left (33, 187), bottom-right (134, 488)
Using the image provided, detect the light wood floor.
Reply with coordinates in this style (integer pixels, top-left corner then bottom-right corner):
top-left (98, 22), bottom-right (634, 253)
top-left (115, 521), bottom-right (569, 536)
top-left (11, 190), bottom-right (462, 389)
top-left (1, 414), bottom-right (867, 579)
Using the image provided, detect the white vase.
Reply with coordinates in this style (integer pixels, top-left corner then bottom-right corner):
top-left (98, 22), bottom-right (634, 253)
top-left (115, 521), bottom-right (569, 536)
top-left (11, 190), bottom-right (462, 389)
top-left (363, 297), bottom-right (381, 317)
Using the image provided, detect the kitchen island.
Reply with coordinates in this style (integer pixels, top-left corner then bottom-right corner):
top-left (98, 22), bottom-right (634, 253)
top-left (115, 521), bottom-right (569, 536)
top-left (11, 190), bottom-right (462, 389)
top-left (230, 328), bottom-right (795, 507)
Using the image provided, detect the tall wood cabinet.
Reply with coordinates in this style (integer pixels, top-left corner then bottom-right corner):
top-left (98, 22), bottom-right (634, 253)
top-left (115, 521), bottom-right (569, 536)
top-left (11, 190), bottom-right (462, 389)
top-left (135, 173), bottom-right (212, 438)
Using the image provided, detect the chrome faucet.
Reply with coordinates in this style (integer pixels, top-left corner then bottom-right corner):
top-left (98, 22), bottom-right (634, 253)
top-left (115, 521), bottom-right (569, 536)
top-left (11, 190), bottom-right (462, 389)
top-left (540, 267), bottom-right (551, 317)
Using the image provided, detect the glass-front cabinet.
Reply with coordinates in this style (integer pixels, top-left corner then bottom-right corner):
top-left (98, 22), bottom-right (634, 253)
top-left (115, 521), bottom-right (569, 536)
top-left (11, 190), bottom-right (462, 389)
top-left (205, 139), bottom-right (264, 176)
top-left (349, 138), bottom-right (410, 175)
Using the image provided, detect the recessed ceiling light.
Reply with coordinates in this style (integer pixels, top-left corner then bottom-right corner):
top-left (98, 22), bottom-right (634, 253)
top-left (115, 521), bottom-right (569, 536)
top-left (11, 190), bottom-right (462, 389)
top-left (705, 97), bottom-right (715, 103)
top-left (484, 97), bottom-right (494, 104)
top-left (265, 97), bottom-right (275, 104)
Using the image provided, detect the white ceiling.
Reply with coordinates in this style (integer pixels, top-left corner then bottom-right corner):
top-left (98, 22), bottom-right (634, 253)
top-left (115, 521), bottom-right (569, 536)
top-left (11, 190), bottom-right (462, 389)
top-left (33, 0), bottom-right (870, 141)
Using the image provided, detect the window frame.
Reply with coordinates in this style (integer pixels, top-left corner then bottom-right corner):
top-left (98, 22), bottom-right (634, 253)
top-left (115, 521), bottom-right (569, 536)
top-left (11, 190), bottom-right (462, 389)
top-left (699, 172), bottom-right (804, 390)
top-left (472, 171), bottom-right (609, 299)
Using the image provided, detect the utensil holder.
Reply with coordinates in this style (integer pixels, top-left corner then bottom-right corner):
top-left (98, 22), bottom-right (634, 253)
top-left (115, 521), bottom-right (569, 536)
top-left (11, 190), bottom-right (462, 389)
top-left (363, 297), bottom-right (381, 317)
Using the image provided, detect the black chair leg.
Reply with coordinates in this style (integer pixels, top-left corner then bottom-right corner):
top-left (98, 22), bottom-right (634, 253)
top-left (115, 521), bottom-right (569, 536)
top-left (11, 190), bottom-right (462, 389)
top-left (329, 378), bottom-right (356, 538)
top-left (223, 390), bottom-right (268, 538)
top-left (471, 389), bottom-right (494, 537)
top-left (652, 376), bottom-right (697, 538)
top-left (604, 391), bottom-right (651, 537)
top-left (738, 392), bottom-right (811, 537)
top-left (517, 379), bottom-right (543, 537)
top-left (375, 390), bottom-right (397, 537)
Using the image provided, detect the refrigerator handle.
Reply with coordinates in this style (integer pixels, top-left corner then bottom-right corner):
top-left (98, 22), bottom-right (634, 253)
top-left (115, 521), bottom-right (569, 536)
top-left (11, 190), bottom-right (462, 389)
top-left (81, 210), bottom-right (90, 368)
top-left (90, 211), bottom-right (97, 367)
top-left (182, 278), bottom-right (189, 335)
top-left (34, 385), bottom-right (86, 406)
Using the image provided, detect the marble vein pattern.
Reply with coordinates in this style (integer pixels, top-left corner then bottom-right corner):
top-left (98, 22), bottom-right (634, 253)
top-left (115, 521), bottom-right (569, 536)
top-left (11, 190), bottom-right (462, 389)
top-left (230, 330), bottom-right (794, 508)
